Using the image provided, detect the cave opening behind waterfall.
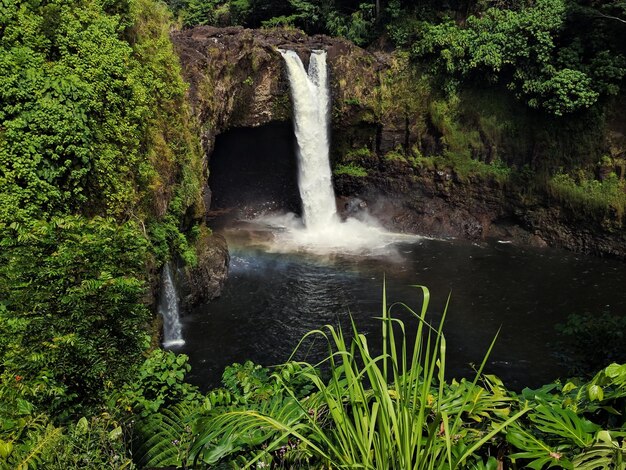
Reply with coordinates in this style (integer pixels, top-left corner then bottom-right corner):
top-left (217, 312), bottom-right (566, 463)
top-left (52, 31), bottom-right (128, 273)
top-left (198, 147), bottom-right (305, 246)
top-left (208, 121), bottom-right (301, 219)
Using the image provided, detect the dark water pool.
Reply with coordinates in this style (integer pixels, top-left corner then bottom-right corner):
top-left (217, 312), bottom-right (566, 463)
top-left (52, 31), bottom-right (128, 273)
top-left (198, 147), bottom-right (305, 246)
top-left (172, 235), bottom-right (626, 391)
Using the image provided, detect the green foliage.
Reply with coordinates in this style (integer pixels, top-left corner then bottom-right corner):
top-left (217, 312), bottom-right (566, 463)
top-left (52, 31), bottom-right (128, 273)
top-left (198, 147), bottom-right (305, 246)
top-left (506, 363), bottom-right (626, 469)
top-left (556, 312), bottom-right (626, 376)
top-left (1, 0), bottom-right (145, 221)
top-left (325, 2), bottom-right (378, 46)
top-left (121, 350), bottom-right (201, 417)
top-left (261, 0), bottom-right (322, 32)
top-left (148, 216), bottom-right (198, 266)
top-left (344, 147), bottom-right (373, 161)
top-left (548, 171), bottom-right (626, 222)
top-left (169, 0), bottom-right (384, 44)
top-left (334, 163), bottom-right (368, 177)
top-left (0, 378), bottom-right (134, 469)
top-left (131, 401), bottom-right (197, 468)
top-left (1, 0), bottom-right (205, 464)
top-left (411, 0), bottom-right (626, 116)
top-left (189, 285), bottom-right (526, 468)
top-left (118, 350), bottom-right (201, 468)
top-left (434, 153), bottom-right (512, 183)
top-left (51, 413), bottom-right (135, 469)
top-left (0, 379), bottom-right (62, 470)
top-left (221, 361), bottom-right (277, 403)
top-left (430, 95), bottom-right (483, 159)
top-left (0, 0), bottom-right (203, 223)
top-left (0, 217), bottom-right (150, 415)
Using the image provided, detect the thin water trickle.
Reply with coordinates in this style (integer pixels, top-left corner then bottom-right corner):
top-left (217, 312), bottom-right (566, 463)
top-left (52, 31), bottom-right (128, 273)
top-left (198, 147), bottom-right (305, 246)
top-left (160, 262), bottom-right (185, 347)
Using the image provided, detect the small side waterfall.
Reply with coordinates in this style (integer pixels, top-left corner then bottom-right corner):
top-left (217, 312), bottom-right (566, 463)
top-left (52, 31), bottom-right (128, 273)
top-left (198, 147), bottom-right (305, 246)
top-left (159, 262), bottom-right (185, 347)
top-left (279, 50), bottom-right (339, 229)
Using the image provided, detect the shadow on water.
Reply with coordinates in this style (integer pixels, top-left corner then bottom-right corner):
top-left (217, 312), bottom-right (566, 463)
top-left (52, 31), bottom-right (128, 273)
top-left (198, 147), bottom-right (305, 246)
top-left (172, 234), bottom-right (626, 392)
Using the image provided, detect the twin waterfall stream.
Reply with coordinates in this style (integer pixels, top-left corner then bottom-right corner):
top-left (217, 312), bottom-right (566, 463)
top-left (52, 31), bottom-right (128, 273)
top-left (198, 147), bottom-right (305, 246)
top-left (263, 50), bottom-right (396, 254)
top-left (279, 49), bottom-right (338, 229)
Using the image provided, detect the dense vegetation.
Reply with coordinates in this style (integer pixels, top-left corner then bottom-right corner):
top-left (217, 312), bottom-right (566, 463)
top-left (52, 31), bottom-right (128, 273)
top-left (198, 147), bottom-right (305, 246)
top-left (1, 0), bottom-right (625, 468)
top-left (167, 0), bottom-right (626, 115)
top-left (0, 0), bottom-right (205, 464)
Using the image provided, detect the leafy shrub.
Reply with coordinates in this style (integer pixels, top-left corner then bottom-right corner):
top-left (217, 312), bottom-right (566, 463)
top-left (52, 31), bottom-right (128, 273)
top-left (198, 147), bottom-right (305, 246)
top-left (121, 350), bottom-right (201, 417)
top-left (411, 0), bottom-right (626, 116)
top-left (148, 216), bottom-right (198, 266)
top-left (555, 312), bottom-right (626, 377)
top-left (325, 3), bottom-right (377, 46)
top-left (0, 217), bottom-right (150, 416)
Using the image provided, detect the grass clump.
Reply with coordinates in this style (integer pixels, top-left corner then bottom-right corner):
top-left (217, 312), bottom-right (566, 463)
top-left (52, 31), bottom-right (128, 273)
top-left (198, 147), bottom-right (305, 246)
top-left (407, 150), bottom-right (512, 183)
top-left (441, 155), bottom-right (512, 182)
top-left (188, 285), bottom-right (526, 468)
top-left (344, 147), bottom-right (373, 161)
top-left (334, 163), bottom-right (369, 177)
top-left (548, 171), bottom-right (626, 223)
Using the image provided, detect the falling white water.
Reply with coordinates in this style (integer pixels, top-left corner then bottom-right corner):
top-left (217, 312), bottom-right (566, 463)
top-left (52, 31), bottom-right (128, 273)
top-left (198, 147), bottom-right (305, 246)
top-left (280, 49), bottom-right (338, 229)
top-left (248, 49), bottom-right (421, 255)
top-left (160, 262), bottom-right (185, 347)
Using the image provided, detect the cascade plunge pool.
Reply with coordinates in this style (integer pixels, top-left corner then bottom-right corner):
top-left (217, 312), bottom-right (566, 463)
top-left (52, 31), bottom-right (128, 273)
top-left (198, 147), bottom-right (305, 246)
top-left (172, 49), bottom-right (626, 392)
top-left (173, 233), bottom-right (626, 391)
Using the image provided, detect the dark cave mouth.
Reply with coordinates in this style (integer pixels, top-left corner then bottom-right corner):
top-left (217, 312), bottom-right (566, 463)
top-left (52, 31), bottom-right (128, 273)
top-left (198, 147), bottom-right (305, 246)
top-left (207, 121), bottom-right (302, 221)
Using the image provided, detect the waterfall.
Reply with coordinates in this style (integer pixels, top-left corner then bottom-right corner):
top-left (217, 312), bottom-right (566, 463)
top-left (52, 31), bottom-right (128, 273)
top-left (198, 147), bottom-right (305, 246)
top-left (264, 49), bottom-right (413, 254)
top-left (279, 49), bottom-right (339, 229)
top-left (159, 262), bottom-right (185, 347)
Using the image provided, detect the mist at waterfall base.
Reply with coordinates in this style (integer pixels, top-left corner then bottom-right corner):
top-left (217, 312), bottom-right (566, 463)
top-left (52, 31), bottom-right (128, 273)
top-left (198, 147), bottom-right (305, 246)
top-left (258, 49), bottom-right (407, 255)
top-left (167, 49), bottom-right (626, 391)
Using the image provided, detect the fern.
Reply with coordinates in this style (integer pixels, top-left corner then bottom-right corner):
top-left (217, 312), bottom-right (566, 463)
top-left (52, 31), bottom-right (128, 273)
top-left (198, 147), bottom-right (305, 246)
top-left (11, 423), bottom-right (63, 470)
top-left (132, 401), bottom-right (198, 468)
top-left (190, 394), bottom-right (310, 467)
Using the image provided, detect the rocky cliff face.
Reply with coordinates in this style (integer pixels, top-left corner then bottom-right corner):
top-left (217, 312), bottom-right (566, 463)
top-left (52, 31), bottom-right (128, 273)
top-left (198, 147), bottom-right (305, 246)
top-left (171, 26), bottom-right (386, 138)
top-left (175, 231), bottom-right (229, 310)
top-left (172, 26), bottom-right (626, 260)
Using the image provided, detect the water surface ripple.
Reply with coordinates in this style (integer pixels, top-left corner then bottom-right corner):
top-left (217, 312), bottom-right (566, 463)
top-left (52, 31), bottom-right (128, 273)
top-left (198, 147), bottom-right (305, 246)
top-left (175, 236), bottom-right (626, 391)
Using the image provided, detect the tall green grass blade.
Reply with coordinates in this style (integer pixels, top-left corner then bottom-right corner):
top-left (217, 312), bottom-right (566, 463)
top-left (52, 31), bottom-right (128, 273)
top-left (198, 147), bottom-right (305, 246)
top-left (190, 283), bottom-right (526, 469)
